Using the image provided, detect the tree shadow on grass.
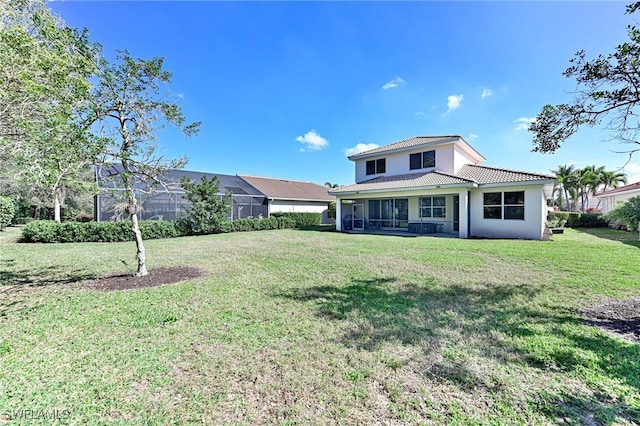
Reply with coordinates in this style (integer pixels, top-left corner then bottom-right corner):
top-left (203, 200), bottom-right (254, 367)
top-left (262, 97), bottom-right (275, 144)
top-left (0, 258), bottom-right (95, 318)
top-left (273, 277), bottom-right (640, 424)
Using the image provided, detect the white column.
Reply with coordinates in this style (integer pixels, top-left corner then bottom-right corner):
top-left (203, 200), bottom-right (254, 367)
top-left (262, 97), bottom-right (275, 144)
top-left (458, 189), bottom-right (469, 239)
top-left (335, 199), bottom-right (343, 231)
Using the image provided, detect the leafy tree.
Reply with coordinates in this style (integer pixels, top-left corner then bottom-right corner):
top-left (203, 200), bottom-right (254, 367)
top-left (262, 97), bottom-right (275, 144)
top-left (178, 176), bottom-right (231, 235)
top-left (0, 0), bottom-right (100, 222)
top-left (90, 50), bottom-right (201, 276)
top-left (530, 2), bottom-right (640, 159)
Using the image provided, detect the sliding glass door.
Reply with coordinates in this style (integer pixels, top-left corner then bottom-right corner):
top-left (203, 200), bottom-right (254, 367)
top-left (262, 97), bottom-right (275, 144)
top-left (368, 198), bottom-right (408, 229)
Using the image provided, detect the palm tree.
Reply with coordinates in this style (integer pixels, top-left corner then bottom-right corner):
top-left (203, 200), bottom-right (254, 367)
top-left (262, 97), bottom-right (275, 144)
top-left (594, 170), bottom-right (627, 209)
top-left (551, 164), bottom-right (576, 211)
top-left (324, 181), bottom-right (339, 188)
top-left (599, 170), bottom-right (627, 192)
top-left (578, 165), bottom-right (604, 211)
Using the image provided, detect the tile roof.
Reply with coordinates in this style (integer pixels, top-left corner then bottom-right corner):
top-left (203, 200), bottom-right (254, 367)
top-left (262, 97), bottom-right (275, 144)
top-left (596, 181), bottom-right (640, 196)
top-left (330, 171), bottom-right (476, 194)
top-left (330, 165), bottom-right (555, 195)
top-left (347, 135), bottom-right (485, 161)
top-left (238, 175), bottom-right (335, 201)
top-left (456, 164), bottom-right (556, 184)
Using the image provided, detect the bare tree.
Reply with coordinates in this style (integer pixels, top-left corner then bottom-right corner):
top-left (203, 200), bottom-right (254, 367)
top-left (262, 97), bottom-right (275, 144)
top-left (90, 50), bottom-right (200, 276)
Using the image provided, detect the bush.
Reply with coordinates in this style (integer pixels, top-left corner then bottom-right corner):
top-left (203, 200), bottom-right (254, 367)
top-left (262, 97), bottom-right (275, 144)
top-left (271, 212), bottom-right (321, 227)
top-left (547, 212), bottom-right (569, 228)
top-left (604, 197), bottom-right (640, 232)
top-left (179, 175), bottom-right (231, 235)
top-left (22, 220), bottom-right (185, 243)
top-left (578, 213), bottom-right (607, 228)
top-left (0, 196), bottom-right (16, 230)
top-left (547, 211), bottom-right (607, 228)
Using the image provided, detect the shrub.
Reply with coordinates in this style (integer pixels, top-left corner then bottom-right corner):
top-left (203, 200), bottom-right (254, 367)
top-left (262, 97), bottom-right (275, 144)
top-left (0, 196), bottom-right (16, 230)
top-left (271, 212), bottom-right (321, 227)
top-left (22, 220), bottom-right (185, 243)
top-left (604, 196), bottom-right (640, 232)
top-left (547, 212), bottom-right (569, 228)
top-left (578, 213), bottom-right (607, 228)
top-left (547, 211), bottom-right (607, 228)
top-left (276, 216), bottom-right (296, 229)
top-left (566, 212), bottom-right (582, 228)
top-left (179, 175), bottom-right (231, 235)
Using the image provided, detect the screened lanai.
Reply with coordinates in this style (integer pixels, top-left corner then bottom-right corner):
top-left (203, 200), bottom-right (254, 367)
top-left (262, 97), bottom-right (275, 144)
top-left (94, 166), bottom-right (268, 222)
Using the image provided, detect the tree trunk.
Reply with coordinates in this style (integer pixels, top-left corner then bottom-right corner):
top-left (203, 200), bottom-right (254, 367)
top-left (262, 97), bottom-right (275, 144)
top-left (123, 174), bottom-right (148, 277)
top-left (130, 210), bottom-right (148, 277)
top-left (53, 189), bottom-right (62, 222)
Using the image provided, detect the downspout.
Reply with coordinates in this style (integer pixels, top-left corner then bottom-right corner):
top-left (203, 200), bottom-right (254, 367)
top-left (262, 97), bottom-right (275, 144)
top-left (467, 190), bottom-right (471, 238)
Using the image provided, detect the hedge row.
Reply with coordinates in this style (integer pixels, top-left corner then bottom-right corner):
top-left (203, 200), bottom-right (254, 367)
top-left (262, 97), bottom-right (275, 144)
top-left (225, 216), bottom-right (296, 232)
top-left (22, 220), bottom-right (181, 243)
top-left (548, 212), bottom-right (608, 228)
top-left (22, 216), bottom-right (298, 243)
top-left (270, 212), bottom-right (321, 227)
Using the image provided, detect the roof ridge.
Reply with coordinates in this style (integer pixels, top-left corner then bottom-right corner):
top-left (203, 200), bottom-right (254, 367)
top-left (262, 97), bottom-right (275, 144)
top-left (596, 181), bottom-right (640, 196)
top-left (349, 135), bottom-right (463, 157)
top-left (238, 174), bottom-right (318, 184)
top-left (432, 169), bottom-right (477, 183)
top-left (462, 164), bottom-right (555, 179)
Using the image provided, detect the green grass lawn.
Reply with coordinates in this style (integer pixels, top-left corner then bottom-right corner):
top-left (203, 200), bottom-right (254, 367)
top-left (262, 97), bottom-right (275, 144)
top-left (1, 226), bottom-right (639, 425)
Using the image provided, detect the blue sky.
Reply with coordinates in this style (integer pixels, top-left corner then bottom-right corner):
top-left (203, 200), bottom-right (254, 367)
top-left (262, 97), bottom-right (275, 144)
top-left (50, 1), bottom-right (639, 186)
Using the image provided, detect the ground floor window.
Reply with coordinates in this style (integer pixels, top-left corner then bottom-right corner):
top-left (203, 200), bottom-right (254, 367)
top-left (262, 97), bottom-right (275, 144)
top-left (483, 191), bottom-right (524, 220)
top-left (420, 196), bottom-right (446, 218)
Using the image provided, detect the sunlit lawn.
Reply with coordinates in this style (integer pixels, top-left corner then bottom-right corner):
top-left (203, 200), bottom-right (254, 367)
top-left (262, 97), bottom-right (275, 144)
top-left (1, 226), bottom-right (639, 424)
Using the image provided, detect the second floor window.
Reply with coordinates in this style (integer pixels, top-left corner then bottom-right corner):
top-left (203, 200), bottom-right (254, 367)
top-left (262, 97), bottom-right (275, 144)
top-left (410, 150), bottom-right (436, 170)
top-left (366, 158), bottom-right (386, 175)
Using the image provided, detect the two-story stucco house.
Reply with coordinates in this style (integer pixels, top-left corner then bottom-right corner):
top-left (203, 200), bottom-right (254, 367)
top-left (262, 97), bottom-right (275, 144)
top-left (330, 135), bottom-right (555, 240)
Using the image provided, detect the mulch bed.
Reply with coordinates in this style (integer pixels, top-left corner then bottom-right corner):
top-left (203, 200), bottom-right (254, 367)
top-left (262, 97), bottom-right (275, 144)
top-left (84, 266), bottom-right (206, 292)
top-left (581, 297), bottom-right (640, 344)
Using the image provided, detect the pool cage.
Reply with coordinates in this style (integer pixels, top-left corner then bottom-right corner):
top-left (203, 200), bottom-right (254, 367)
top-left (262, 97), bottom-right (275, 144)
top-left (94, 166), bottom-right (269, 222)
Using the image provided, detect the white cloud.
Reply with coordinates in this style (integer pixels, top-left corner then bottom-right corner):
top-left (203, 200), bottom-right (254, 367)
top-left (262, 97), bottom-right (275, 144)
top-left (514, 116), bottom-right (535, 131)
top-left (481, 88), bottom-right (493, 98)
top-left (382, 76), bottom-right (404, 90)
top-left (414, 111), bottom-right (426, 117)
top-left (468, 133), bottom-right (479, 140)
top-left (344, 143), bottom-right (380, 157)
top-left (296, 130), bottom-right (328, 151)
top-left (446, 95), bottom-right (463, 112)
top-left (622, 162), bottom-right (640, 183)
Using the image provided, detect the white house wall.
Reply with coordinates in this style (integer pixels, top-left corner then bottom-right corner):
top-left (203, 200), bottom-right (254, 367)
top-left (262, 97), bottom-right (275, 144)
top-left (469, 185), bottom-right (546, 240)
top-left (597, 190), bottom-right (640, 213)
top-left (354, 143), bottom-right (482, 183)
top-left (337, 188), bottom-right (464, 234)
top-left (269, 200), bottom-right (329, 214)
top-left (453, 145), bottom-right (476, 173)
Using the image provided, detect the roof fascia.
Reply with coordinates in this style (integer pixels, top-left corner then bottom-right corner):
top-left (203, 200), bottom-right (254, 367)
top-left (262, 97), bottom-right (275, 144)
top-left (332, 182), bottom-right (478, 196)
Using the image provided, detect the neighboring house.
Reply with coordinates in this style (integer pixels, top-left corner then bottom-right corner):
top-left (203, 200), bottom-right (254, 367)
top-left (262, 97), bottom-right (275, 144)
top-left (95, 166), bottom-right (334, 222)
top-left (238, 175), bottom-right (335, 223)
top-left (95, 166), bottom-right (268, 222)
top-left (594, 181), bottom-right (640, 213)
top-left (330, 135), bottom-right (555, 240)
